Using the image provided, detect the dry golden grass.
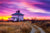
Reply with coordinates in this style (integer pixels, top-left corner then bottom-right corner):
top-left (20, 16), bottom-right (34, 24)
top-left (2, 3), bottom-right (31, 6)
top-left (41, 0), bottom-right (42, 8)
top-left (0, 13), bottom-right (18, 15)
top-left (32, 22), bottom-right (50, 33)
top-left (0, 22), bottom-right (24, 26)
top-left (0, 22), bottom-right (32, 33)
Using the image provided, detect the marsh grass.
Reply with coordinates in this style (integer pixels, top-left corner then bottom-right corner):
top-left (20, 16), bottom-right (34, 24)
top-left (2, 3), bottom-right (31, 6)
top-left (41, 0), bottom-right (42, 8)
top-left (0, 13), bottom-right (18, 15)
top-left (32, 22), bottom-right (50, 33)
top-left (0, 22), bottom-right (32, 33)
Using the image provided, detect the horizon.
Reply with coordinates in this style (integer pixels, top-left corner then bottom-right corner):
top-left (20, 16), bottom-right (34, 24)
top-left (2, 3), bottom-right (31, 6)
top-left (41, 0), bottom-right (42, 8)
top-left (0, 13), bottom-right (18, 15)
top-left (0, 16), bottom-right (50, 20)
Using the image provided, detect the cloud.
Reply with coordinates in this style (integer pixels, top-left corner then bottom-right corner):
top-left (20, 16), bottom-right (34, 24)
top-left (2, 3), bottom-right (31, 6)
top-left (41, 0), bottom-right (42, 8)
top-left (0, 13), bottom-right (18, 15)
top-left (26, 7), bottom-right (50, 14)
top-left (34, 13), bottom-right (50, 16)
top-left (34, 4), bottom-right (50, 11)
top-left (0, 0), bottom-right (50, 17)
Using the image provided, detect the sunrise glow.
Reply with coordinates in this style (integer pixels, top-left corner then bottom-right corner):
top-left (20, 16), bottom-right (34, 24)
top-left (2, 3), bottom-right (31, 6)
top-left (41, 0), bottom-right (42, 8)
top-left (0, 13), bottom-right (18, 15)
top-left (0, 0), bottom-right (50, 20)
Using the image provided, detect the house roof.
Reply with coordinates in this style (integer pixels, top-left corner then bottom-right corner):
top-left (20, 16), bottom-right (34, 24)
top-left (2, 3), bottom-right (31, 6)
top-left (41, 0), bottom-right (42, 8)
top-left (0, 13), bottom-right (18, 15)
top-left (12, 10), bottom-right (24, 16)
top-left (12, 13), bottom-right (24, 16)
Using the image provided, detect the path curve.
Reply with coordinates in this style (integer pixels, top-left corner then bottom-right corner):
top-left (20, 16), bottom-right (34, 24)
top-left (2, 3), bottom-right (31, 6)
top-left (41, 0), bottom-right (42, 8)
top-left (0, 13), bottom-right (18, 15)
top-left (22, 22), bottom-right (46, 33)
top-left (30, 25), bottom-right (46, 33)
top-left (33, 25), bottom-right (46, 33)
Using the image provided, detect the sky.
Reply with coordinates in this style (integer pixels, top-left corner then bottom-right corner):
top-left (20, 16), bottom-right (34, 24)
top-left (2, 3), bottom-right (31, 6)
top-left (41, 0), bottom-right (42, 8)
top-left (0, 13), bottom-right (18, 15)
top-left (0, 0), bottom-right (50, 20)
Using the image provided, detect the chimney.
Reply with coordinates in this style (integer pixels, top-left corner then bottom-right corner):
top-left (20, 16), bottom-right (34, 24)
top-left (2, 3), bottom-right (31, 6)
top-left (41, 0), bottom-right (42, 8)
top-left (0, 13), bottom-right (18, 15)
top-left (16, 10), bottom-right (20, 13)
top-left (18, 10), bottom-right (20, 13)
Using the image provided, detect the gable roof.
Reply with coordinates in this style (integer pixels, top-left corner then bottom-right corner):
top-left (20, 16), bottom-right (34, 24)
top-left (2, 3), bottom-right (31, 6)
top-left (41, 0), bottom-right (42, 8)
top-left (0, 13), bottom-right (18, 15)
top-left (12, 10), bottom-right (24, 16)
top-left (12, 13), bottom-right (24, 16)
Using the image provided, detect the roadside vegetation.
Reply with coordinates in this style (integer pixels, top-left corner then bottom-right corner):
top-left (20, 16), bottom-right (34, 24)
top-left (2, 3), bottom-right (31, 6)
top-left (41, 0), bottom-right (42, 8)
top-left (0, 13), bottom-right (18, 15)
top-left (32, 22), bottom-right (50, 33)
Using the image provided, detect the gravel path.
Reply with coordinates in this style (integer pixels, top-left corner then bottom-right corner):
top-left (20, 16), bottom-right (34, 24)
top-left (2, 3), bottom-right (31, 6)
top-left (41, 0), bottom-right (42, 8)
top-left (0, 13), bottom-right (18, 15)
top-left (30, 27), bottom-right (36, 33)
top-left (34, 25), bottom-right (46, 33)
top-left (30, 25), bottom-right (46, 33)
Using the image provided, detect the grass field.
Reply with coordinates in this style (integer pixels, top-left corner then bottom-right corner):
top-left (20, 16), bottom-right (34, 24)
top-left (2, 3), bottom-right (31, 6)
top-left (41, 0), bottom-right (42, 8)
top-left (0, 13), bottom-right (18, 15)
top-left (0, 21), bottom-right (49, 33)
top-left (32, 22), bottom-right (50, 33)
top-left (0, 22), bottom-right (32, 33)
